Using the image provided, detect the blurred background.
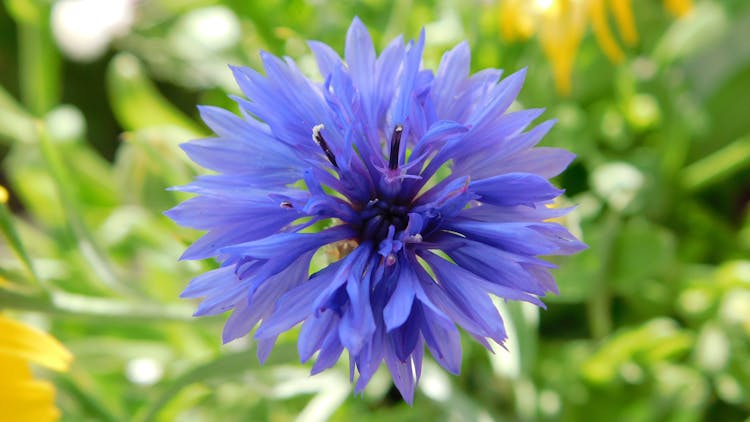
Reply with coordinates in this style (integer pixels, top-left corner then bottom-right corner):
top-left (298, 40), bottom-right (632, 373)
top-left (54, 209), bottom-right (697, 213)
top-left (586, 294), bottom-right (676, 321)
top-left (1, 0), bottom-right (749, 421)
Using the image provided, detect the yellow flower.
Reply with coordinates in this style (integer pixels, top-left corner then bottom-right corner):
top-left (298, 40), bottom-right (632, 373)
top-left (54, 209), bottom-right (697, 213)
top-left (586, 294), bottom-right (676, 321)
top-left (0, 315), bottom-right (72, 422)
top-left (499, 0), bottom-right (693, 95)
top-left (664, 0), bottom-right (694, 17)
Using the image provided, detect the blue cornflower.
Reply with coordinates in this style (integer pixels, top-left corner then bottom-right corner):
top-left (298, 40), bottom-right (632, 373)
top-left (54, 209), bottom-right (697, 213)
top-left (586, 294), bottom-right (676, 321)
top-left (166, 17), bottom-right (585, 403)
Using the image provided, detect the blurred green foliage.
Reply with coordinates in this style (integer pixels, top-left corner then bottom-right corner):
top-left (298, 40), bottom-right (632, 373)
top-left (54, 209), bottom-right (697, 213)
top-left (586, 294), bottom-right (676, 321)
top-left (1, 0), bottom-right (749, 421)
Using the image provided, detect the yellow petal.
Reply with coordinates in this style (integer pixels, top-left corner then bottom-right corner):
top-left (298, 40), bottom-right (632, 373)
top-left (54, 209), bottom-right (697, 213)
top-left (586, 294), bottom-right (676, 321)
top-left (548, 49), bottom-right (575, 96)
top-left (499, 0), bottom-right (535, 41)
top-left (0, 315), bottom-right (72, 372)
top-left (610, 0), bottom-right (638, 46)
top-left (537, 0), bottom-right (587, 95)
top-left (0, 357), bottom-right (61, 422)
top-left (589, 0), bottom-right (626, 63)
top-left (664, 0), bottom-right (693, 17)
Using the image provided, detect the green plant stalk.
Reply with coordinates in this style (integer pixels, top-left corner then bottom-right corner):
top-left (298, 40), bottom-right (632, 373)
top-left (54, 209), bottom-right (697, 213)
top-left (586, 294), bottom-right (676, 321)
top-left (507, 301), bottom-right (538, 376)
top-left (19, 19), bottom-right (60, 115)
top-left (36, 122), bottom-right (137, 297)
top-left (588, 211), bottom-right (620, 340)
top-left (0, 201), bottom-right (42, 286)
top-left (682, 134), bottom-right (750, 192)
top-left (0, 286), bottom-right (193, 321)
top-left (57, 375), bottom-right (121, 422)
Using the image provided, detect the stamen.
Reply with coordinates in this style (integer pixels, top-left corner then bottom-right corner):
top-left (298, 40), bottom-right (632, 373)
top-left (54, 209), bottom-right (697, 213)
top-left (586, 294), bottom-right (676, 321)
top-left (280, 201), bottom-right (293, 209)
top-left (388, 125), bottom-right (403, 170)
top-left (312, 124), bottom-right (338, 168)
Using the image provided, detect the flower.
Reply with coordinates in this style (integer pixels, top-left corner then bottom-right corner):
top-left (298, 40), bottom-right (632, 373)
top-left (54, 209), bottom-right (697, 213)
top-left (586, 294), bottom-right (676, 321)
top-left (0, 314), bottom-right (72, 422)
top-left (499, 0), bottom-right (694, 95)
top-left (51, 0), bottom-right (137, 62)
top-left (167, 17), bottom-right (585, 403)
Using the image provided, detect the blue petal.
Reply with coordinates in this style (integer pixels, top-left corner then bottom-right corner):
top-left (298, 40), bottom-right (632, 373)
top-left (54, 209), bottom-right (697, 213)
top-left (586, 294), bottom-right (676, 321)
top-left (441, 236), bottom-right (551, 295)
top-left (165, 196), bottom-right (280, 230)
top-left (417, 302), bottom-right (462, 374)
top-left (495, 147), bottom-right (577, 179)
top-left (299, 310), bottom-right (339, 362)
top-left (180, 265), bottom-right (236, 299)
top-left (222, 297), bottom-right (257, 343)
top-left (389, 316), bottom-right (420, 362)
top-left (192, 277), bottom-right (249, 317)
top-left (443, 218), bottom-right (563, 256)
top-left (307, 40), bottom-right (342, 78)
top-left (384, 340), bottom-right (417, 404)
top-left (257, 337), bottom-right (277, 363)
top-left (219, 225), bottom-right (355, 259)
top-left (373, 35), bottom-right (405, 123)
top-left (312, 243), bottom-right (372, 314)
top-left (417, 252), bottom-right (507, 344)
top-left (179, 138), bottom-right (298, 176)
top-left (345, 17), bottom-right (376, 100)
top-left (253, 276), bottom-right (322, 340)
top-left (311, 331), bottom-right (344, 375)
top-left (432, 41), bottom-right (471, 119)
top-left (388, 29), bottom-right (425, 126)
top-left (382, 266), bottom-right (416, 331)
top-left (198, 105), bottom-right (265, 139)
top-left (338, 259), bottom-right (377, 355)
top-left (179, 214), bottom-right (300, 260)
top-left (469, 68), bottom-right (526, 129)
top-left (471, 172), bottom-right (563, 207)
top-left (458, 203), bottom-right (575, 223)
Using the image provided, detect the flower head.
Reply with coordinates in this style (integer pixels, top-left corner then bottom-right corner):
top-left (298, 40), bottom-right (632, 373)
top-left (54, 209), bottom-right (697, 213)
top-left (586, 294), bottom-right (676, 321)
top-left (0, 315), bottom-right (72, 422)
top-left (167, 17), bottom-right (585, 403)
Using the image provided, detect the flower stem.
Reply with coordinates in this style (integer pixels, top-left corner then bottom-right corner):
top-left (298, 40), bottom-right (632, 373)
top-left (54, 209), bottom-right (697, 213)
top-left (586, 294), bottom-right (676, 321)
top-left (681, 134), bottom-right (750, 192)
top-left (587, 211), bottom-right (620, 340)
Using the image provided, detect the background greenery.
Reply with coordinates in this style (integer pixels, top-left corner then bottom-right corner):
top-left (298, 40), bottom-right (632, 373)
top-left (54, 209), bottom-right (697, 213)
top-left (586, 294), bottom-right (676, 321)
top-left (1, 0), bottom-right (749, 421)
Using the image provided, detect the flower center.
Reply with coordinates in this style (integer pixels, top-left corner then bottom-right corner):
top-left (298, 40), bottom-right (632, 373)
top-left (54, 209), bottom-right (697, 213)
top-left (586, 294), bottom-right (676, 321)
top-left (359, 198), bottom-right (409, 242)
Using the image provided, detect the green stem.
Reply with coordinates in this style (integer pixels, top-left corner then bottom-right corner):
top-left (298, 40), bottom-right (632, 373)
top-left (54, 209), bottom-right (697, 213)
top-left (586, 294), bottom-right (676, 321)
top-left (18, 17), bottom-right (60, 115)
top-left (57, 374), bottom-right (122, 422)
top-left (0, 200), bottom-right (42, 286)
top-left (681, 134), bottom-right (750, 192)
top-left (587, 211), bottom-right (620, 340)
top-left (0, 287), bottom-right (193, 322)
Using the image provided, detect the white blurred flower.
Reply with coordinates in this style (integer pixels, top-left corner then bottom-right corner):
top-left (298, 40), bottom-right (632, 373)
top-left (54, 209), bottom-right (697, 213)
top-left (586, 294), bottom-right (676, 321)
top-left (51, 0), bottom-right (136, 61)
top-left (171, 6), bottom-right (241, 58)
top-left (591, 162), bottom-right (645, 211)
top-left (125, 357), bottom-right (163, 386)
